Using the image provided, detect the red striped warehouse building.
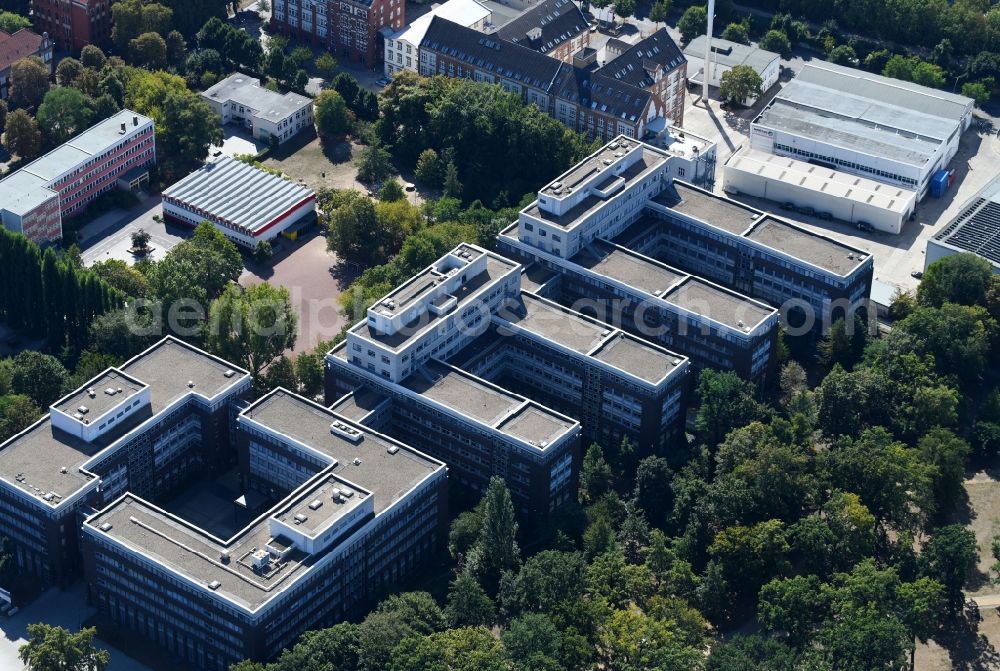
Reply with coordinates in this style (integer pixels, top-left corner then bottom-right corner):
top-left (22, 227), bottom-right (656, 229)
top-left (162, 156), bottom-right (316, 248)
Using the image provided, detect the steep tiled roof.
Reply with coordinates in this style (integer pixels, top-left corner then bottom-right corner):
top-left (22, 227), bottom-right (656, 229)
top-left (422, 17), bottom-right (653, 122)
top-left (596, 29), bottom-right (685, 89)
top-left (496, 0), bottom-right (587, 55)
top-left (0, 29), bottom-right (45, 70)
top-left (422, 16), bottom-right (562, 90)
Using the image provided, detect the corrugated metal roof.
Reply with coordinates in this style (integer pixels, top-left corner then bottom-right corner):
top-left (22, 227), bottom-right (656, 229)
top-left (163, 156), bottom-right (314, 234)
top-left (795, 61), bottom-right (972, 123)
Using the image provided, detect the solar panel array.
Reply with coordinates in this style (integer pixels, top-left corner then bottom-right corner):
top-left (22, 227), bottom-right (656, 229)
top-left (937, 198), bottom-right (1000, 265)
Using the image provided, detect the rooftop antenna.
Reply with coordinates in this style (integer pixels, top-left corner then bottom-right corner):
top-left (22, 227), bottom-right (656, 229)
top-left (702, 0), bottom-right (715, 107)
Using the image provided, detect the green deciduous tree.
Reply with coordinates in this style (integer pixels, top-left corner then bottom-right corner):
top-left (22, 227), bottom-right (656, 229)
top-left (55, 57), bottom-right (83, 86)
top-left (9, 56), bottom-right (49, 109)
top-left (759, 29), bottom-right (792, 56)
top-left (919, 524), bottom-right (978, 612)
top-left (37, 87), bottom-right (94, 146)
top-left (207, 282), bottom-right (297, 382)
top-left (389, 627), bottom-right (507, 671)
top-left (357, 143), bottom-right (395, 184)
top-left (0, 394), bottom-right (41, 442)
top-left (695, 368), bottom-right (766, 446)
top-left (719, 64), bottom-right (764, 105)
top-left (10, 350), bottom-right (69, 407)
top-left (678, 5), bottom-right (707, 45)
top-left (112, 0), bottom-right (172, 51)
top-left (917, 252), bottom-right (994, 307)
top-left (18, 624), bottom-right (110, 671)
top-left (129, 32), bottom-right (168, 70)
top-left (315, 51), bottom-right (338, 79)
top-left (4, 107), bottom-right (42, 158)
top-left (0, 11), bottom-right (30, 33)
top-left (80, 45), bottom-right (107, 71)
top-left (721, 22), bottom-right (750, 44)
top-left (414, 148), bottom-right (443, 187)
top-left (579, 442), bottom-right (612, 504)
top-left (649, 0), bottom-right (672, 26)
top-left (444, 572), bottom-right (495, 627)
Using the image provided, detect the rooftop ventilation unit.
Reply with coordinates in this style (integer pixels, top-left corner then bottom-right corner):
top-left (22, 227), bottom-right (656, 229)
top-left (293, 513), bottom-right (308, 524)
top-left (224, 370), bottom-right (236, 378)
top-left (539, 441), bottom-right (548, 448)
top-left (341, 489), bottom-right (354, 498)
top-left (87, 389), bottom-right (96, 398)
top-left (77, 405), bottom-right (89, 415)
top-left (251, 549), bottom-right (270, 571)
top-left (60, 466), bottom-right (67, 474)
top-left (207, 580), bottom-right (221, 590)
top-left (353, 458), bottom-right (362, 466)
top-left (187, 381), bottom-right (196, 388)
top-left (220, 552), bottom-right (231, 564)
top-left (104, 388), bottom-right (117, 396)
top-left (308, 499), bottom-right (323, 510)
top-left (387, 445), bottom-right (400, 455)
top-left (330, 420), bottom-right (363, 443)
top-left (99, 522), bottom-right (113, 532)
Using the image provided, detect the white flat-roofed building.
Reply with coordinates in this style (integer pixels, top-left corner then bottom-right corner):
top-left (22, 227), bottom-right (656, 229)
top-left (162, 156), bottom-right (316, 248)
top-left (384, 0), bottom-right (491, 77)
top-left (750, 60), bottom-right (973, 198)
top-left (328, 242), bottom-right (694, 512)
top-left (349, 243), bottom-right (522, 382)
top-left (517, 138), bottom-right (674, 259)
top-left (201, 73), bottom-right (313, 145)
top-left (724, 148), bottom-right (917, 234)
top-left (683, 35), bottom-right (780, 105)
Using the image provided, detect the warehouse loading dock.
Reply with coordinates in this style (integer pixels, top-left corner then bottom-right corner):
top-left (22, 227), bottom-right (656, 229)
top-left (723, 149), bottom-right (916, 235)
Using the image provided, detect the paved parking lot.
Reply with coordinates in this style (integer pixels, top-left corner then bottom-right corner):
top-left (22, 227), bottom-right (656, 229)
top-left (240, 230), bottom-right (356, 354)
top-left (0, 585), bottom-right (150, 671)
top-left (80, 196), bottom-right (188, 268)
top-left (211, 127), bottom-right (267, 158)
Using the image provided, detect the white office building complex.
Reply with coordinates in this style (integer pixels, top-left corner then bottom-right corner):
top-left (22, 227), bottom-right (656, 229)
top-left (201, 73), bottom-right (313, 145)
top-left (749, 61), bottom-right (973, 200)
top-left (383, 0), bottom-right (491, 77)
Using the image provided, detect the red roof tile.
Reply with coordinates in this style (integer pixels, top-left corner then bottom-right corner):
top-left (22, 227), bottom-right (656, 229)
top-left (0, 29), bottom-right (45, 70)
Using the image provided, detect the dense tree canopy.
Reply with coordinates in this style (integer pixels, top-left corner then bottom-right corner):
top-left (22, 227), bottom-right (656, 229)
top-left (377, 72), bottom-right (596, 207)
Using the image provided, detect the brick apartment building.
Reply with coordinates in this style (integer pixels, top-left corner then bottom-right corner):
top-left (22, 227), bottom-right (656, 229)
top-left (420, 18), bottom-right (655, 141)
top-left (596, 29), bottom-right (687, 127)
top-left (496, 0), bottom-right (589, 63)
top-left (271, 0), bottom-right (404, 68)
top-left (0, 27), bottom-right (53, 100)
top-left (30, 0), bottom-right (110, 51)
top-left (0, 110), bottom-right (155, 244)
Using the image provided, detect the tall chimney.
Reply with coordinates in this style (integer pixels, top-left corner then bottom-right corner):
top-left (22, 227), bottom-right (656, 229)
top-left (703, 0), bottom-right (715, 106)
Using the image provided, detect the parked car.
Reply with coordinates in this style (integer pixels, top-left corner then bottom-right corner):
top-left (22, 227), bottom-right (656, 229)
top-left (404, 183), bottom-right (416, 192)
top-left (817, 211), bottom-right (833, 220)
top-left (856, 221), bottom-right (874, 233)
top-left (375, 77), bottom-right (390, 87)
top-left (780, 201), bottom-right (796, 210)
top-left (796, 205), bottom-right (816, 216)
top-left (911, 271), bottom-right (923, 279)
